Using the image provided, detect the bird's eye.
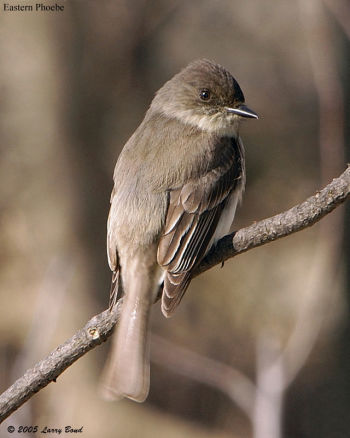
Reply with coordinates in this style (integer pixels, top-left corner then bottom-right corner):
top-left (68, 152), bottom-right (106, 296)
top-left (199, 89), bottom-right (211, 101)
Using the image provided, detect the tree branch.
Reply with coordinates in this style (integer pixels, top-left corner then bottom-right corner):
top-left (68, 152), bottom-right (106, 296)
top-left (0, 165), bottom-right (349, 423)
top-left (0, 306), bottom-right (121, 423)
top-left (195, 165), bottom-right (350, 276)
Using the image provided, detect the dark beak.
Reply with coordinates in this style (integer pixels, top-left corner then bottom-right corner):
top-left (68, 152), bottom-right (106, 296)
top-left (226, 104), bottom-right (259, 119)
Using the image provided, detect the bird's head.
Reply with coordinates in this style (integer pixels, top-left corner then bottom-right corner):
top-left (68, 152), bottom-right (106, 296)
top-left (152, 59), bottom-right (258, 136)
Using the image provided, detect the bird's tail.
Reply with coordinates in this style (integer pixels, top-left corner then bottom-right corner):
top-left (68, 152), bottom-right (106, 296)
top-left (99, 261), bottom-right (158, 402)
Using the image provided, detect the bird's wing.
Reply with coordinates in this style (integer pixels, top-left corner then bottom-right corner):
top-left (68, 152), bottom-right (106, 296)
top-left (108, 254), bottom-right (121, 309)
top-left (107, 186), bottom-right (122, 309)
top-left (157, 136), bottom-right (244, 317)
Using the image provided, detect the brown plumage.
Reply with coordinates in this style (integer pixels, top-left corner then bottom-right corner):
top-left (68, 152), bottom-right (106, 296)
top-left (100, 59), bottom-right (257, 402)
top-left (157, 135), bottom-right (244, 316)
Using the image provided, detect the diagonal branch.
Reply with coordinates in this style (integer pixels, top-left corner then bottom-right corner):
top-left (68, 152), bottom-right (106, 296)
top-left (0, 307), bottom-right (121, 424)
top-left (195, 165), bottom-right (350, 276)
top-left (0, 165), bottom-right (349, 423)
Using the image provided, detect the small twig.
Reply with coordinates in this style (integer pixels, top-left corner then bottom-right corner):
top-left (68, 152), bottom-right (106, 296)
top-left (0, 166), bottom-right (349, 423)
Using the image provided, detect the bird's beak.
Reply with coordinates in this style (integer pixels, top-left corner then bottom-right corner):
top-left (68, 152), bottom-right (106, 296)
top-left (226, 104), bottom-right (259, 119)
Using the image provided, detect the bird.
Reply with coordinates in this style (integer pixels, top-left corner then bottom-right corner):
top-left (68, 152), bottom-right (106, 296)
top-left (100, 58), bottom-right (258, 403)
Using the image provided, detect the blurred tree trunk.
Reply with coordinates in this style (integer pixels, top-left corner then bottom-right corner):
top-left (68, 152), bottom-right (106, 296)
top-left (337, 29), bottom-right (350, 436)
top-left (319, 27), bottom-right (350, 438)
top-left (57, 1), bottom-right (166, 305)
top-left (288, 27), bottom-right (350, 438)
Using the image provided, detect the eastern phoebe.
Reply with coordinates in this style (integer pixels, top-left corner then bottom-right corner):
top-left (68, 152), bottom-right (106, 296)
top-left (100, 59), bottom-right (258, 402)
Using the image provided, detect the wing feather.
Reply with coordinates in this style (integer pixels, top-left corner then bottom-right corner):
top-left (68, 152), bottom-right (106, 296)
top-left (157, 136), bottom-right (245, 317)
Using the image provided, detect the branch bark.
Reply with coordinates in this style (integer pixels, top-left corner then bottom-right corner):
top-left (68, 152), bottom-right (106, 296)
top-left (1, 165), bottom-right (349, 423)
top-left (195, 165), bottom-right (350, 276)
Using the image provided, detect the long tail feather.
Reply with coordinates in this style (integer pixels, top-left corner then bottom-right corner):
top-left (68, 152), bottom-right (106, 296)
top-left (100, 262), bottom-right (157, 402)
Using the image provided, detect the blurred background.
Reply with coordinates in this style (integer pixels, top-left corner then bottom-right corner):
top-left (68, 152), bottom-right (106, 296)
top-left (0, 0), bottom-right (349, 437)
